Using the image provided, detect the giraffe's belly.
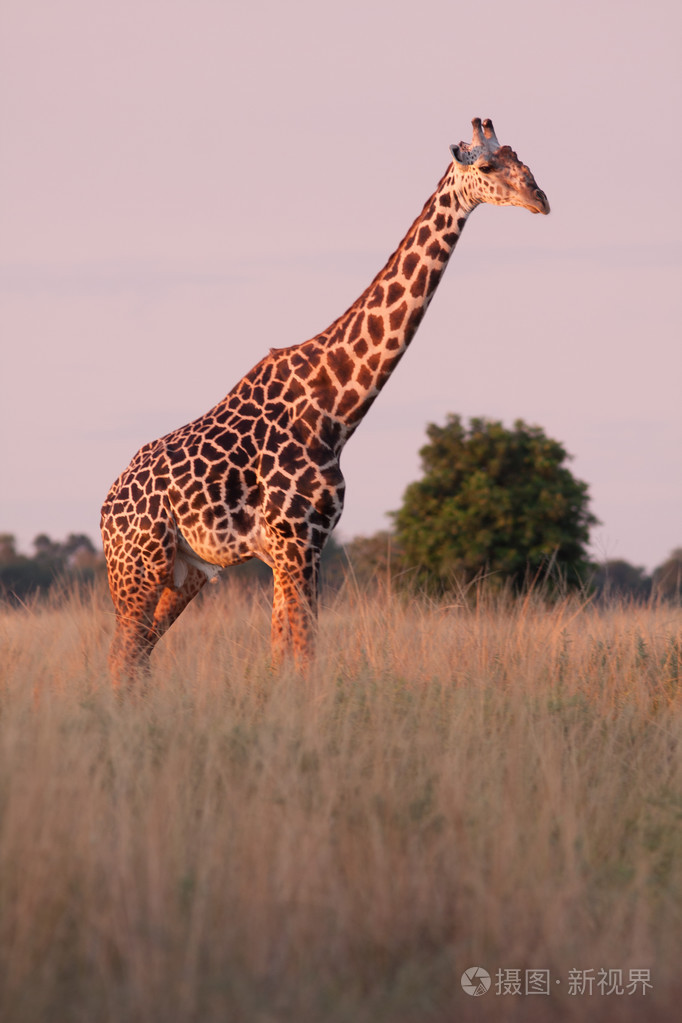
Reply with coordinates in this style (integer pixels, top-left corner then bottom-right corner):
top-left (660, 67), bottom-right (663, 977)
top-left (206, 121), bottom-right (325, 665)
top-left (163, 425), bottom-right (345, 571)
top-left (172, 529), bottom-right (223, 587)
top-left (170, 501), bottom-right (266, 571)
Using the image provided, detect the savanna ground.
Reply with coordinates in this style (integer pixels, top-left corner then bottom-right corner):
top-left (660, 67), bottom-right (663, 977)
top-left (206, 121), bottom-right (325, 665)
top-left (0, 576), bottom-right (680, 1023)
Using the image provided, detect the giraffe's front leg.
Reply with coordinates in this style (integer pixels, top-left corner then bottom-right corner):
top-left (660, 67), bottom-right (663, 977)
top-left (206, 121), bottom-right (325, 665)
top-left (271, 547), bottom-right (320, 671)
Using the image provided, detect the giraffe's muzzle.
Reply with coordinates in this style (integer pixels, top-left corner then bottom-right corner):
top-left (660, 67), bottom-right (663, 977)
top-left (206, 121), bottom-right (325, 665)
top-left (529, 188), bottom-right (550, 215)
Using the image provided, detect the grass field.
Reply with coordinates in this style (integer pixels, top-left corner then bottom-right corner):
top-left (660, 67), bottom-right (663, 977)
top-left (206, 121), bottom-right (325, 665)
top-left (0, 578), bottom-right (680, 1022)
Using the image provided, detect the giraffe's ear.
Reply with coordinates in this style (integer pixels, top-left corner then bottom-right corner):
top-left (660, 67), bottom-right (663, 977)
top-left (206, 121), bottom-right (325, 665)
top-left (450, 143), bottom-right (472, 166)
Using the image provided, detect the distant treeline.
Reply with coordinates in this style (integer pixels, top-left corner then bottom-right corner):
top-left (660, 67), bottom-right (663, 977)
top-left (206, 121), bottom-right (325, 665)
top-left (1, 531), bottom-right (681, 604)
top-left (0, 533), bottom-right (106, 602)
top-left (0, 531), bottom-right (349, 604)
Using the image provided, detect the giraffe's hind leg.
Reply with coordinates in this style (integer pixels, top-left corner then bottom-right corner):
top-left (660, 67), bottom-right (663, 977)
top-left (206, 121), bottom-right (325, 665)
top-left (148, 566), bottom-right (208, 648)
top-left (101, 513), bottom-right (202, 684)
top-left (107, 585), bottom-right (162, 687)
top-left (107, 567), bottom-right (207, 688)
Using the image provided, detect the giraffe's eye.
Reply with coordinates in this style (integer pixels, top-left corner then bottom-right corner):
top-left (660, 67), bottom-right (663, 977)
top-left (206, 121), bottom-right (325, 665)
top-left (478, 164), bottom-right (493, 174)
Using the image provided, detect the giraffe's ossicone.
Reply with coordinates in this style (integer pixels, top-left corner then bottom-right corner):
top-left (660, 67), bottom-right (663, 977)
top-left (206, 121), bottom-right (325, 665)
top-left (101, 118), bottom-right (549, 684)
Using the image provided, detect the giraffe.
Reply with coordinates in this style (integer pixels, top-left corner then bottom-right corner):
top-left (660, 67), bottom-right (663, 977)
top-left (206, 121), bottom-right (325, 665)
top-left (101, 117), bottom-right (549, 683)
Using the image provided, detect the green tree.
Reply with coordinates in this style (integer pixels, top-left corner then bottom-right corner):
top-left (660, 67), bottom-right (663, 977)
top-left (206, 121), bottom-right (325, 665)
top-left (392, 415), bottom-right (598, 592)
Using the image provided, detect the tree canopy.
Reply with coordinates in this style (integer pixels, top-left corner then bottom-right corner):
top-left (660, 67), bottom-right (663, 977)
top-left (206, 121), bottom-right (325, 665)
top-left (391, 415), bottom-right (598, 592)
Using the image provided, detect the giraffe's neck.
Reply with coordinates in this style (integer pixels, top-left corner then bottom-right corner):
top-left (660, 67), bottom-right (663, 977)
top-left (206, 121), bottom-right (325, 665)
top-left (312, 163), bottom-right (472, 440)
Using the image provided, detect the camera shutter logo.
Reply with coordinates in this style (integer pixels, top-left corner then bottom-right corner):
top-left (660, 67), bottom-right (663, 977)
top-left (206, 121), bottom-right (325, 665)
top-left (461, 967), bottom-right (491, 996)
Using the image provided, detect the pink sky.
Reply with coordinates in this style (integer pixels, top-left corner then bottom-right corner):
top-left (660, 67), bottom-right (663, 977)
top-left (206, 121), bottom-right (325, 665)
top-left (1, 0), bottom-right (680, 572)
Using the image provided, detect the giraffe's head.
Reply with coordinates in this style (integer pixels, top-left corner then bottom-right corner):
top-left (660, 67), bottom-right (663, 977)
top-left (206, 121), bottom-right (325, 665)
top-left (450, 118), bottom-right (549, 215)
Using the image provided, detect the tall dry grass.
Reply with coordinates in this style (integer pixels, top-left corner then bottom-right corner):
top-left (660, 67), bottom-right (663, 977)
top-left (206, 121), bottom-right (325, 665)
top-left (0, 578), bottom-right (680, 1022)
